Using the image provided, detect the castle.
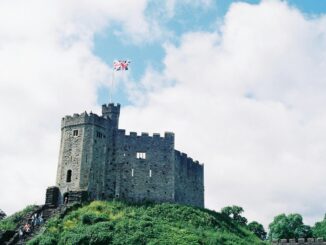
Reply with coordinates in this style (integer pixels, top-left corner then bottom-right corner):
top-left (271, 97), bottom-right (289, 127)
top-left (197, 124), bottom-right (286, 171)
top-left (45, 103), bottom-right (204, 208)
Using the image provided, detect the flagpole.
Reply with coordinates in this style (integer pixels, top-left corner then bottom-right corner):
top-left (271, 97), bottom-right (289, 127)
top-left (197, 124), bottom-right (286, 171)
top-left (110, 68), bottom-right (114, 103)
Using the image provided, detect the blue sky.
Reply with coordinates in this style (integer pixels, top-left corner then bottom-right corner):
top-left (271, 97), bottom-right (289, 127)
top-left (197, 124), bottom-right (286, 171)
top-left (94, 0), bottom-right (326, 106)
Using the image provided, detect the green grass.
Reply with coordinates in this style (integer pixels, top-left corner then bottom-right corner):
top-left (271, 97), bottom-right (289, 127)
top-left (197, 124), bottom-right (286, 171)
top-left (27, 201), bottom-right (265, 245)
top-left (0, 205), bottom-right (38, 232)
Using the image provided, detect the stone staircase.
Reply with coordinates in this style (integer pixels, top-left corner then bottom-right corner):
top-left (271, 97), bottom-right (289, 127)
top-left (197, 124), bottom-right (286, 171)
top-left (0, 205), bottom-right (65, 245)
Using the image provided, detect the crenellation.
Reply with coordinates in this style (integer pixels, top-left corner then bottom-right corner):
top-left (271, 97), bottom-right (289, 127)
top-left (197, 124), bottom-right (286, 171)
top-left (129, 132), bottom-right (137, 137)
top-left (61, 112), bottom-right (108, 129)
top-left (152, 133), bottom-right (160, 138)
top-left (118, 129), bottom-right (126, 135)
top-left (272, 238), bottom-right (326, 244)
top-left (50, 102), bottom-right (204, 208)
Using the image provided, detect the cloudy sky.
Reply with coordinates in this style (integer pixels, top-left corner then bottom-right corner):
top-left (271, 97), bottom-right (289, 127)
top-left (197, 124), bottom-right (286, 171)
top-left (1, 0), bottom-right (326, 228)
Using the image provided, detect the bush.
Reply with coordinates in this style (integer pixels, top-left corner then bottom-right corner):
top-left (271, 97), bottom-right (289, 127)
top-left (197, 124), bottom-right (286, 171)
top-left (27, 201), bottom-right (265, 245)
top-left (81, 212), bottom-right (107, 225)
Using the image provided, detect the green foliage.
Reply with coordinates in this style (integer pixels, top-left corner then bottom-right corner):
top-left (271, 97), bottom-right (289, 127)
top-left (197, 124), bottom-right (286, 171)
top-left (28, 201), bottom-right (265, 245)
top-left (312, 214), bottom-right (326, 239)
top-left (268, 213), bottom-right (312, 240)
top-left (248, 221), bottom-right (267, 240)
top-left (221, 206), bottom-right (248, 226)
top-left (0, 205), bottom-right (37, 231)
top-left (0, 209), bottom-right (6, 220)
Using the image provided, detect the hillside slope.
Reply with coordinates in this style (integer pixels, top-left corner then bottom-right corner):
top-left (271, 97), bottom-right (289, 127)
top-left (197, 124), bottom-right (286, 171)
top-left (22, 201), bottom-right (265, 245)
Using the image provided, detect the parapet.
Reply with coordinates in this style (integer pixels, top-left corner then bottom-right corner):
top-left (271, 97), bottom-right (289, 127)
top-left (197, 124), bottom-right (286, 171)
top-left (272, 238), bottom-right (325, 244)
top-left (175, 150), bottom-right (204, 169)
top-left (118, 130), bottom-right (175, 142)
top-left (61, 111), bottom-right (108, 129)
top-left (102, 103), bottom-right (120, 116)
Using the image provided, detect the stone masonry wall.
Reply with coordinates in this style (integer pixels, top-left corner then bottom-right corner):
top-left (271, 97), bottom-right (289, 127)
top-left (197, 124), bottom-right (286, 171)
top-left (56, 121), bottom-right (85, 202)
top-left (174, 150), bottom-right (204, 207)
top-left (56, 111), bottom-right (113, 203)
top-left (113, 130), bottom-right (175, 203)
top-left (272, 238), bottom-right (326, 244)
top-left (80, 123), bottom-right (108, 200)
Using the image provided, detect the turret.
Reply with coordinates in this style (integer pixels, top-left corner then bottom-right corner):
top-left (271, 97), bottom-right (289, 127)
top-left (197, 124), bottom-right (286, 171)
top-left (102, 103), bottom-right (120, 128)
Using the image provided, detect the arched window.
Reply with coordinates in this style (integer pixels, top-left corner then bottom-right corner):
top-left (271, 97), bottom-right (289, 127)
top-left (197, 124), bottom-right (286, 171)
top-left (66, 170), bottom-right (72, 183)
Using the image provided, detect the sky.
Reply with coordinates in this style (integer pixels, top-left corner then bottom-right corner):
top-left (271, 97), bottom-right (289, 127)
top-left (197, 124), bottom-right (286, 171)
top-left (1, 0), bottom-right (326, 229)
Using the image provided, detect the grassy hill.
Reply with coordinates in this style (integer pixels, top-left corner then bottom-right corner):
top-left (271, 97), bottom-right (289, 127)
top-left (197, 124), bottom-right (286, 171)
top-left (4, 201), bottom-right (265, 245)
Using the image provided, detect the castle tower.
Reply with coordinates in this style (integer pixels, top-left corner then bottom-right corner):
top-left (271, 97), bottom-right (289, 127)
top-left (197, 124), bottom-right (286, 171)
top-left (102, 103), bottom-right (120, 129)
top-left (55, 104), bottom-right (120, 204)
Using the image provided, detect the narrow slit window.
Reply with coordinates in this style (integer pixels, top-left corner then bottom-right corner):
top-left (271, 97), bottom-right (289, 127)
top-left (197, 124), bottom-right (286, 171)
top-left (66, 170), bottom-right (72, 183)
top-left (149, 169), bottom-right (152, 177)
top-left (73, 130), bottom-right (78, 136)
top-left (131, 168), bottom-right (134, 177)
top-left (136, 152), bottom-right (146, 159)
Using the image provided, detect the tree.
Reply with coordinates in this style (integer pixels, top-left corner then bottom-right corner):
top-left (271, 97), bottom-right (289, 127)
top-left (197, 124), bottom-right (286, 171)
top-left (312, 214), bottom-right (326, 239)
top-left (268, 213), bottom-right (312, 240)
top-left (0, 209), bottom-right (6, 220)
top-left (248, 221), bottom-right (267, 240)
top-left (221, 206), bottom-right (248, 226)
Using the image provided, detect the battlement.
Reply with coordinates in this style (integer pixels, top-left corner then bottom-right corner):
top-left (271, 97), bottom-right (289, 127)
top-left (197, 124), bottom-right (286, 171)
top-left (272, 238), bottom-right (326, 244)
top-left (175, 150), bottom-right (203, 167)
top-left (61, 111), bottom-right (108, 129)
top-left (117, 129), bottom-right (175, 142)
top-left (102, 103), bottom-right (120, 115)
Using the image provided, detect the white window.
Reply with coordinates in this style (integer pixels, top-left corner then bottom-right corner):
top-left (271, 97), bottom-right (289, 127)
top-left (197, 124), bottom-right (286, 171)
top-left (149, 169), bottom-right (152, 177)
top-left (131, 168), bottom-right (134, 177)
top-left (136, 152), bottom-right (146, 159)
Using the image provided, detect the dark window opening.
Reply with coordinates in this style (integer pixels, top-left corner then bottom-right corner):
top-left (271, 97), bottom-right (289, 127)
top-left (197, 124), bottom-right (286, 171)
top-left (73, 130), bottom-right (78, 136)
top-left (66, 170), bottom-right (72, 182)
top-left (96, 131), bottom-right (103, 138)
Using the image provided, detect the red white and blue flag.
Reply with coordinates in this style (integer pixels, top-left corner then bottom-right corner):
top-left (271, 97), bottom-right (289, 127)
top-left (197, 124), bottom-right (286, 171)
top-left (113, 60), bottom-right (131, 71)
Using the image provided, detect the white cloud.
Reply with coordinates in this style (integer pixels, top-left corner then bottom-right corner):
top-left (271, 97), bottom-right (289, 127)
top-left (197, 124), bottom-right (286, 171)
top-left (120, 0), bottom-right (326, 226)
top-left (0, 0), bottom-right (161, 215)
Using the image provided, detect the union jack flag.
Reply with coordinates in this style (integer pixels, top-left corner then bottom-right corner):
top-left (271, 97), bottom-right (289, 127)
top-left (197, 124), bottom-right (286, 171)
top-left (113, 60), bottom-right (131, 71)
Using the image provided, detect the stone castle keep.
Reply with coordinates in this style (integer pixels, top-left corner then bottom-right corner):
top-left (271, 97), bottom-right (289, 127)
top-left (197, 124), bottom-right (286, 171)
top-left (45, 103), bottom-right (204, 208)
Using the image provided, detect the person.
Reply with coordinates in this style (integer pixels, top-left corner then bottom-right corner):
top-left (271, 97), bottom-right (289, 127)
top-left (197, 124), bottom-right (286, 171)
top-left (38, 215), bottom-right (44, 225)
top-left (64, 196), bottom-right (68, 205)
top-left (18, 228), bottom-right (23, 238)
top-left (23, 223), bottom-right (31, 234)
top-left (32, 214), bottom-right (36, 226)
